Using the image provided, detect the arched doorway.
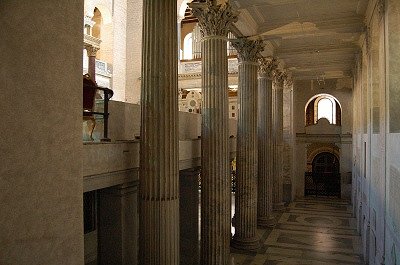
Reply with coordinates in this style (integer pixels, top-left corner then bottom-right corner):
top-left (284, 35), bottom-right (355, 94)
top-left (305, 152), bottom-right (341, 197)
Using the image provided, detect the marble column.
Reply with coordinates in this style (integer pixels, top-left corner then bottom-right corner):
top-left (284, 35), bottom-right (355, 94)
top-left (273, 70), bottom-right (286, 211)
top-left (189, 2), bottom-right (238, 264)
top-left (257, 58), bottom-right (278, 227)
top-left (231, 38), bottom-right (264, 250)
top-left (84, 44), bottom-right (99, 81)
top-left (139, 1), bottom-right (179, 264)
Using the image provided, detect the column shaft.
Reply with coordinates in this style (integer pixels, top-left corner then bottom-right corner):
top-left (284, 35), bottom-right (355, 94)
top-left (273, 81), bottom-right (285, 210)
top-left (189, 3), bottom-right (238, 264)
top-left (139, 1), bottom-right (179, 264)
top-left (201, 35), bottom-right (231, 265)
top-left (88, 55), bottom-right (96, 81)
top-left (257, 75), bottom-right (275, 226)
top-left (232, 61), bottom-right (260, 250)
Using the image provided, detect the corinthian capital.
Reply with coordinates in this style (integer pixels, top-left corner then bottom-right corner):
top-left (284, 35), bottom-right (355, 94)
top-left (189, 2), bottom-right (239, 37)
top-left (258, 57), bottom-right (278, 78)
top-left (284, 74), bottom-right (293, 87)
top-left (231, 38), bottom-right (264, 63)
top-left (84, 44), bottom-right (100, 57)
top-left (273, 69), bottom-right (288, 86)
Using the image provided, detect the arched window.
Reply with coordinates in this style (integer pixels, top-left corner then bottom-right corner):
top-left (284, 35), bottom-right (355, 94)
top-left (317, 97), bottom-right (334, 123)
top-left (305, 94), bottom-right (341, 126)
top-left (183, 33), bottom-right (193, 60)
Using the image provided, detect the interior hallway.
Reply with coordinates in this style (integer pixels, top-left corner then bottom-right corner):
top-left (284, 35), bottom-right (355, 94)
top-left (230, 198), bottom-right (363, 265)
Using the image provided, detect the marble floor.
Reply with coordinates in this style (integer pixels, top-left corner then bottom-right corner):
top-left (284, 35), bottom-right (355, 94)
top-left (230, 197), bottom-right (363, 265)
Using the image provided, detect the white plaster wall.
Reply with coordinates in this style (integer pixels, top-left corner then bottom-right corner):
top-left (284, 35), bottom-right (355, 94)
top-left (0, 1), bottom-right (84, 263)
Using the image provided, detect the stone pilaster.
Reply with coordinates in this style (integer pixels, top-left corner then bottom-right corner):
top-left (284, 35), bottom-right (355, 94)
top-left (257, 57), bottom-right (278, 227)
top-left (231, 38), bottom-right (264, 250)
top-left (189, 2), bottom-right (238, 264)
top-left (273, 70), bottom-right (286, 211)
top-left (139, 1), bottom-right (179, 264)
top-left (84, 44), bottom-right (99, 81)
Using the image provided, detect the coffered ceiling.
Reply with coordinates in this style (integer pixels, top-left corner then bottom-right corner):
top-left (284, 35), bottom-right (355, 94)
top-left (232, 0), bottom-right (368, 80)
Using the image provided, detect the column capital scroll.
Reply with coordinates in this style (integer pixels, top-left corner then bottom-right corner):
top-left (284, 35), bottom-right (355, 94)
top-left (189, 2), bottom-right (239, 37)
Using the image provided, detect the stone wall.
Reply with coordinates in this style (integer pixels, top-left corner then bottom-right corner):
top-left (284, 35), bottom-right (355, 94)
top-left (352, 0), bottom-right (400, 263)
top-left (0, 1), bottom-right (84, 263)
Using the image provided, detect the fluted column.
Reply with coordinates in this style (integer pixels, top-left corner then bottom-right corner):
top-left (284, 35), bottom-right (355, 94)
top-left (84, 44), bottom-right (99, 81)
top-left (139, 1), bottom-right (179, 264)
top-left (231, 38), bottom-right (264, 250)
top-left (189, 2), bottom-right (238, 265)
top-left (257, 58), bottom-right (278, 227)
top-left (273, 70), bottom-right (286, 211)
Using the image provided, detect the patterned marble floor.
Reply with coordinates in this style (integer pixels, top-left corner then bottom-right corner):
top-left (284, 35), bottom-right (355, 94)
top-left (230, 198), bottom-right (363, 265)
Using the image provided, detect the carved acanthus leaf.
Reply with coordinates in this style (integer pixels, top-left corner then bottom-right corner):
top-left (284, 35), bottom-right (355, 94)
top-left (84, 44), bottom-right (100, 56)
top-left (231, 38), bottom-right (264, 63)
top-left (258, 57), bottom-right (278, 78)
top-left (273, 69), bottom-right (287, 86)
top-left (189, 2), bottom-right (239, 37)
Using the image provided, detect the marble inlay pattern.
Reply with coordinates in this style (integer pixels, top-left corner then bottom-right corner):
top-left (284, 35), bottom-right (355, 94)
top-left (231, 198), bottom-right (363, 264)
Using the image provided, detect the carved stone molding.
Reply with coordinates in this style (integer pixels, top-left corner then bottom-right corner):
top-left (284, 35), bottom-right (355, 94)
top-left (84, 33), bottom-right (101, 49)
top-left (258, 57), bottom-right (278, 79)
top-left (84, 44), bottom-right (100, 57)
top-left (189, 2), bottom-right (239, 37)
top-left (377, 0), bottom-right (385, 19)
top-left (284, 75), bottom-right (293, 88)
top-left (231, 38), bottom-right (264, 63)
top-left (273, 69), bottom-right (288, 86)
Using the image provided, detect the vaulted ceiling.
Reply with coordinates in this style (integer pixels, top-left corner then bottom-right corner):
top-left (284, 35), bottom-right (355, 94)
top-left (232, 0), bottom-right (368, 80)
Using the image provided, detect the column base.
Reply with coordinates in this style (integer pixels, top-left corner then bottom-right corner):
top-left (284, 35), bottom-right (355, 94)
top-left (231, 235), bottom-right (260, 251)
top-left (273, 202), bottom-right (285, 211)
top-left (257, 216), bottom-right (276, 228)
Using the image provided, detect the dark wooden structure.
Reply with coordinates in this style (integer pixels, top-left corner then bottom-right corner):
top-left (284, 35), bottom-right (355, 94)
top-left (83, 74), bottom-right (113, 141)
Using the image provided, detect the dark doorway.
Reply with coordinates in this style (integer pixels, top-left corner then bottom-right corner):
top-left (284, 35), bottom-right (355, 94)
top-left (305, 152), bottom-right (341, 197)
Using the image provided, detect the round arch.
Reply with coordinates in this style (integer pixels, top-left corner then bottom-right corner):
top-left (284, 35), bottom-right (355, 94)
top-left (178, 0), bottom-right (192, 20)
top-left (305, 93), bottom-right (342, 126)
top-left (85, 2), bottom-right (112, 25)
